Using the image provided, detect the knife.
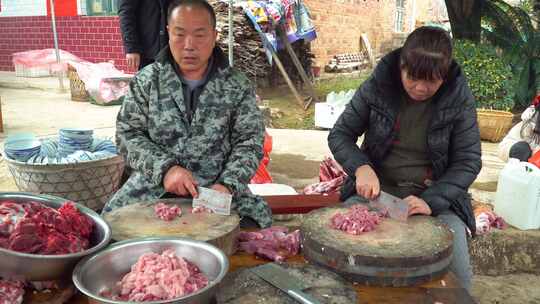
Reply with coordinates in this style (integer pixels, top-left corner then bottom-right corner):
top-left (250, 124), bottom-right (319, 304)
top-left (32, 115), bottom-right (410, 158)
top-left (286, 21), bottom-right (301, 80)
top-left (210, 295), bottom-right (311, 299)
top-left (369, 190), bottom-right (409, 221)
top-left (250, 263), bottom-right (322, 304)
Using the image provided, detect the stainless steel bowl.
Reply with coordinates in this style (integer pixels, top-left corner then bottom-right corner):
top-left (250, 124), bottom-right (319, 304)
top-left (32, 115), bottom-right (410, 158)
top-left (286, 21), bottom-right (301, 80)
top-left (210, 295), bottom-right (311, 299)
top-left (73, 237), bottom-right (229, 304)
top-left (0, 192), bottom-right (111, 281)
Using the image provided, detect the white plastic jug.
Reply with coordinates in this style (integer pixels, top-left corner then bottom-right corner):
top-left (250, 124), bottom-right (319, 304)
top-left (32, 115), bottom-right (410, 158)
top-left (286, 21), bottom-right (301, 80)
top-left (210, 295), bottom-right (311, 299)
top-left (494, 158), bottom-right (540, 230)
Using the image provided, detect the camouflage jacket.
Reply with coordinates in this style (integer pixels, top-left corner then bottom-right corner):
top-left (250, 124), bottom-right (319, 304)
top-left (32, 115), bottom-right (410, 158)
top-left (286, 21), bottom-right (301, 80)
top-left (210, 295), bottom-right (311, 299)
top-left (104, 46), bottom-right (272, 228)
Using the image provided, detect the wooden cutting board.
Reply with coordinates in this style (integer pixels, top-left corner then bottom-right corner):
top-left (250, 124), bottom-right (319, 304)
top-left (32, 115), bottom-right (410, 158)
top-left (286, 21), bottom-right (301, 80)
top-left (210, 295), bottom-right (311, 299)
top-left (216, 263), bottom-right (357, 303)
top-left (103, 198), bottom-right (240, 255)
top-left (301, 205), bottom-right (453, 287)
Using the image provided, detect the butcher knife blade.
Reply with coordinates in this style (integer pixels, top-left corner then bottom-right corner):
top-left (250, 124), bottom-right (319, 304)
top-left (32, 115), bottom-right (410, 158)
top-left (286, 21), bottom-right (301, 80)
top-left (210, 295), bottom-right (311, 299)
top-left (250, 263), bottom-right (322, 304)
top-left (369, 190), bottom-right (409, 221)
top-left (192, 186), bottom-right (232, 215)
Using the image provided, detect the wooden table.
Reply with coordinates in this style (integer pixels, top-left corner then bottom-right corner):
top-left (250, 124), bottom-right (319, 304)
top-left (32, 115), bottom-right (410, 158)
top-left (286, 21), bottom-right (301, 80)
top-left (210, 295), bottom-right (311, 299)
top-left (28, 252), bottom-right (474, 304)
top-left (26, 194), bottom-right (476, 303)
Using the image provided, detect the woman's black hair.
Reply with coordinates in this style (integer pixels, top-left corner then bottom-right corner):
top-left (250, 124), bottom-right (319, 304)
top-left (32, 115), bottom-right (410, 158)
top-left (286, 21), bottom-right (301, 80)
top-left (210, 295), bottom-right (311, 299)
top-left (400, 26), bottom-right (452, 81)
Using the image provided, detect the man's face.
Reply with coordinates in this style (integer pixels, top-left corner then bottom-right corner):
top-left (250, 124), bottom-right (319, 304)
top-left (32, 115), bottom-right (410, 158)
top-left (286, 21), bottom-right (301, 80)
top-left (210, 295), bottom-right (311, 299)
top-left (167, 6), bottom-right (217, 80)
top-left (400, 69), bottom-right (443, 102)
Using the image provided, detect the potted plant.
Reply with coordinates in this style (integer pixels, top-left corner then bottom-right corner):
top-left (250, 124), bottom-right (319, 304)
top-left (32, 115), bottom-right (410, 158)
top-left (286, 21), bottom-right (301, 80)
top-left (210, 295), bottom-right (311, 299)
top-left (454, 40), bottom-right (515, 142)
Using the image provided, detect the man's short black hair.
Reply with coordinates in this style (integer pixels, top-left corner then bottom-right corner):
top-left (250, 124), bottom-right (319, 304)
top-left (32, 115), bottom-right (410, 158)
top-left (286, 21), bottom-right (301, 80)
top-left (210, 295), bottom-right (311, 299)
top-left (400, 26), bottom-right (453, 81)
top-left (167, 0), bottom-right (217, 29)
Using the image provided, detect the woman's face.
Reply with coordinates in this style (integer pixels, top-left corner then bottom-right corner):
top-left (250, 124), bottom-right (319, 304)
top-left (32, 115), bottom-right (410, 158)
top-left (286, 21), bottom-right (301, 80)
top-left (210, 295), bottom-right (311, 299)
top-left (401, 69), bottom-right (444, 102)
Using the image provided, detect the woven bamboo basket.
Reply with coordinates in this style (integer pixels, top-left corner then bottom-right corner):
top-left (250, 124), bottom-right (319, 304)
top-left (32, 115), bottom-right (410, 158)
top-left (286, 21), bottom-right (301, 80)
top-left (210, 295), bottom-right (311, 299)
top-left (476, 109), bottom-right (514, 142)
top-left (67, 64), bottom-right (89, 102)
top-left (4, 155), bottom-right (124, 211)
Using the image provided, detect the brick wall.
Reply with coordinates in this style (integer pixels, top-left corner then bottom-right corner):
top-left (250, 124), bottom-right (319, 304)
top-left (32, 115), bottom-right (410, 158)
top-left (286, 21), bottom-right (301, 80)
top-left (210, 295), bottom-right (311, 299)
top-left (306, 0), bottom-right (436, 69)
top-left (0, 15), bottom-right (129, 72)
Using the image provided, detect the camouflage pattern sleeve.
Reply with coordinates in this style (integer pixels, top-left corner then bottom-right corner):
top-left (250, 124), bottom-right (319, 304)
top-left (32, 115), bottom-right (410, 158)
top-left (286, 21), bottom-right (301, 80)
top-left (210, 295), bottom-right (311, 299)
top-left (116, 72), bottom-right (177, 186)
top-left (217, 83), bottom-right (264, 194)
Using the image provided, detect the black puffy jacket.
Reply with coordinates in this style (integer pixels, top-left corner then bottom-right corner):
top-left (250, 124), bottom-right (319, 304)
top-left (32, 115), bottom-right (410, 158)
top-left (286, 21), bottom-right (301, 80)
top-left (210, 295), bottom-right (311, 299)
top-left (118, 0), bottom-right (171, 61)
top-left (328, 48), bottom-right (482, 236)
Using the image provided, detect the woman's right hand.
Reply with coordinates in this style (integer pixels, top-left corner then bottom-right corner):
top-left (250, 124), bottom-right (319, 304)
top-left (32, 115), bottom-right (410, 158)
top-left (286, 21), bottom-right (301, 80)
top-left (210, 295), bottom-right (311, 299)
top-left (355, 164), bottom-right (380, 200)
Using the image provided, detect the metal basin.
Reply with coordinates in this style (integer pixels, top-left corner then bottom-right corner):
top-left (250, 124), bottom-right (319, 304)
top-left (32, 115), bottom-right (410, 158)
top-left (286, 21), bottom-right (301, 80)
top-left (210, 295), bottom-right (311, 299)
top-left (73, 237), bottom-right (229, 304)
top-left (0, 192), bottom-right (111, 281)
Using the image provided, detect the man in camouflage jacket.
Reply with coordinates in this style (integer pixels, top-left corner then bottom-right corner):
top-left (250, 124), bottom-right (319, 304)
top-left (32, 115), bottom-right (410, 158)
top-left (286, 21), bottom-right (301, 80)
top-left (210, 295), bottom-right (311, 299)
top-left (104, 0), bottom-right (272, 228)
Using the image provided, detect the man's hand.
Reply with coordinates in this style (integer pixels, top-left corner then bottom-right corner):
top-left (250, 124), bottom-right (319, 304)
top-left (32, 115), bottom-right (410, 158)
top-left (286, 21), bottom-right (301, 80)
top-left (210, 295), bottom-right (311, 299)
top-left (126, 53), bottom-right (141, 70)
top-left (404, 195), bottom-right (432, 216)
top-left (355, 164), bottom-right (380, 200)
top-left (210, 184), bottom-right (231, 195)
top-left (163, 166), bottom-right (198, 198)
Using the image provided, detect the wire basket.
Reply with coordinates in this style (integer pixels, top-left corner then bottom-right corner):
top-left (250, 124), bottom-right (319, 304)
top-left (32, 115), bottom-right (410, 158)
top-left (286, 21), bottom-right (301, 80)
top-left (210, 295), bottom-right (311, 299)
top-left (67, 64), bottom-right (89, 102)
top-left (477, 109), bottom-right (514, 143)
top-left (4, 155), bottom-right (124, 211)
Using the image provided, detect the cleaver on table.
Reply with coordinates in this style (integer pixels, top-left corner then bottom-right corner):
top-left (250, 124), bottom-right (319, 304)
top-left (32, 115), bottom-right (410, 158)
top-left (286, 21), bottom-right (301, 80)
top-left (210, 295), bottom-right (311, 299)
top-left (369, 190), bottom-right (409, 221)
top-left (250, 263), bottom-right (322, 304)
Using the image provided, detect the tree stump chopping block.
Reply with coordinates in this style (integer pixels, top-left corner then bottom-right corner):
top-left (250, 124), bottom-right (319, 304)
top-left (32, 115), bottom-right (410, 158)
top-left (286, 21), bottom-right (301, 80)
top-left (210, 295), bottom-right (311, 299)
top-left (301, 206), bottom-right (454, 287)
top-left (103, 198), bottom-right (240, 255)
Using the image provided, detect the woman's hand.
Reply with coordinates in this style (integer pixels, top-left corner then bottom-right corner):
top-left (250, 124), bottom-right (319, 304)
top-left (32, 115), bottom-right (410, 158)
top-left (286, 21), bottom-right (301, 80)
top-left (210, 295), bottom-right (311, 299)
top-left (355, 165), bottom-right (380, 200)
top-left (404, 195), bottom-right (432, 216)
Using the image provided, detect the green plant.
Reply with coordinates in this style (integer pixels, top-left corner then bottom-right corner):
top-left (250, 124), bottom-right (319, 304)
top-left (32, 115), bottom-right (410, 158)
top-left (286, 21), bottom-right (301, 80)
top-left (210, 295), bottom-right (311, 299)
top-left (453, 40), bottom-right (515, 111)
top-left (482, 0), bottom-right (540, 109)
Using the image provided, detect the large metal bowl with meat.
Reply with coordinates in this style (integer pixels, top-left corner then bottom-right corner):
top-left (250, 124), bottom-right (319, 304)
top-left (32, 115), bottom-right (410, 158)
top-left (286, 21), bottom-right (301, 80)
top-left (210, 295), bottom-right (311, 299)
top-left (0, 192), bottom-right (111, 281)
top-left (73, 237), bottom-right (229, 304)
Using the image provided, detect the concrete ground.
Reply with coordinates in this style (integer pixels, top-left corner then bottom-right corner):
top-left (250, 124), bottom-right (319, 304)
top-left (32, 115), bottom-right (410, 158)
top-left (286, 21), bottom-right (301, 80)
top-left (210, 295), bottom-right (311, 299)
top-left (0, 73), bottom-right (538, 304)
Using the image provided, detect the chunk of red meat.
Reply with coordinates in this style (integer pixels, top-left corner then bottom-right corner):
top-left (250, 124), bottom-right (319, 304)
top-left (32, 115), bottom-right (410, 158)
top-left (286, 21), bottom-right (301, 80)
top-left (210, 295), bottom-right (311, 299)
top-left (105, 249), bottom-right (209, 301)
top-left (0, 200), bottom-right (93, 255)
top-left (191, 206), bottom-right (214, 214)
top-left (330, 205), bottom-right (383, 235)
top-left (154, 203), bottom-right (182, 221)
top-left (0, 278), bottom-right (25, 304)
top-left (238, 227), bottom-right (300, 262)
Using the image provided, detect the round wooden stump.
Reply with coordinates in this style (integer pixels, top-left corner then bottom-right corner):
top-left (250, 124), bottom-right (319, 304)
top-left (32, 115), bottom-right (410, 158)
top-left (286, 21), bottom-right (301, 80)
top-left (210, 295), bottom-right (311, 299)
top-left (216, 263), bottom-right (357, 303)
top-left (103, 198), bottom-right (240, 255)
top-left (301, 206), bottom-right (453, 287)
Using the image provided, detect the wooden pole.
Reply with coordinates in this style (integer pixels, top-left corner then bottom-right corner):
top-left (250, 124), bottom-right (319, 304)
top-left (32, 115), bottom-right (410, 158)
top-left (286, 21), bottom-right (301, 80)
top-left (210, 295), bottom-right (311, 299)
top-left (270, 50), bottom-right (305, 108)
top-left (277, 25), bottom-right (319, 110)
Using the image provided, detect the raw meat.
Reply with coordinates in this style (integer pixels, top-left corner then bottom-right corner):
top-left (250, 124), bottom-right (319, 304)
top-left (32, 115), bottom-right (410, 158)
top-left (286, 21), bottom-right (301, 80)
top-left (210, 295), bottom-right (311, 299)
top-left (108, 249), bottom-right (208, 302)
top-left (303, 156), bottom-right (347, 195)
top-left (0, 200), bottom-right (93, 254)
top-left (330, 205), bottom-right (383, 235)
top-left (191, 206), bottom-right (214, 214)
top-left (0, 278), bottom-right (25, 304)
top-left (154, 203), bottom-right (182, 221)
top-left (238, 226), bottom-right (300, 262)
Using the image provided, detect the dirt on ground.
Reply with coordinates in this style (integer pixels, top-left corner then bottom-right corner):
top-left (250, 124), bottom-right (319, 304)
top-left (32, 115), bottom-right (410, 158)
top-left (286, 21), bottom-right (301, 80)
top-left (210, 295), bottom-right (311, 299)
top-left (472, 274), bottom-right (540, 304)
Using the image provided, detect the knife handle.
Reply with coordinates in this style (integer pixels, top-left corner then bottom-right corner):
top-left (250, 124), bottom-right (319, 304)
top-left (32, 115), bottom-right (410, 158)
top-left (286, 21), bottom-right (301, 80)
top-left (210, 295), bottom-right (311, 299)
top-left (288, 289), bottom-right (322, 304)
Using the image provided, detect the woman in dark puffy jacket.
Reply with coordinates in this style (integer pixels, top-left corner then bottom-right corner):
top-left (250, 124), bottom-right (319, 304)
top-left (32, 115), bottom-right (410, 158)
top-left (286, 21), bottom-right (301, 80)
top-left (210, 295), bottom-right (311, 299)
top-left (328, 26), bottom-right (482, 291)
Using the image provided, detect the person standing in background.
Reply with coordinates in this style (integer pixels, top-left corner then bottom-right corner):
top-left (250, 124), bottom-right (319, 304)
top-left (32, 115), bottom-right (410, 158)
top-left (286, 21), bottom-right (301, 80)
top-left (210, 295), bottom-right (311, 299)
top-left (118, 0), bottom-right (172, 70)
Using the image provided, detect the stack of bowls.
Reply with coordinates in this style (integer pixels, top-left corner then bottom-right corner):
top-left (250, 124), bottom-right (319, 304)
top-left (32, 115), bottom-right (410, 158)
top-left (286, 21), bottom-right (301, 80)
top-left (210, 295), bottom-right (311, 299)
top-left (3, 134), bottom-right (41, 162)
top-left (58, 128), bottom-right (93, 157)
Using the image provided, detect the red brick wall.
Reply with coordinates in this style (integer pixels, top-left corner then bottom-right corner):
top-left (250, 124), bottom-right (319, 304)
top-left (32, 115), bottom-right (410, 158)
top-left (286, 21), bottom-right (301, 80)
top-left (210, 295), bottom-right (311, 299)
top-left (306, 0), bottom-right (414, 69)
top-left (0, 16), bottom-right (130, 72)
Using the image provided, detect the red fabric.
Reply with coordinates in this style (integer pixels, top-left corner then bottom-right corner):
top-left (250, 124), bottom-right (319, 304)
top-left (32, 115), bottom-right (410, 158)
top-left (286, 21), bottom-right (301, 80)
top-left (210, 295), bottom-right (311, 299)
top-left (532, 94), bottom-right (540, 107)
top-left (250, 132), bottom-right (273, 184)
top-left (529, 149), bottom-right (540, 168)
top-left (47, 0), bottom-right (78, 17)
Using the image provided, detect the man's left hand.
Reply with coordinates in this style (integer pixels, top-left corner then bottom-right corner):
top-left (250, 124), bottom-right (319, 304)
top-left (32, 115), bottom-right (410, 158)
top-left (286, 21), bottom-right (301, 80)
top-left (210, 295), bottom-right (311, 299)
top-left (211, 184), bottom-right (231, 195)
top-left (404, 195), bottom-right (432, 216)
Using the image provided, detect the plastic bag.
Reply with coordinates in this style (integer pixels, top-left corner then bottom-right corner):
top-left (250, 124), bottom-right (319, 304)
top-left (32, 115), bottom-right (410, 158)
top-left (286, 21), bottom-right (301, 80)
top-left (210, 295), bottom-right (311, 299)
top-left (12, 49), bottom-right (82, 74)
top-left (250, 132), bottom-right (273, 184)
top-left (68, 61), bottom-right (133, 105)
